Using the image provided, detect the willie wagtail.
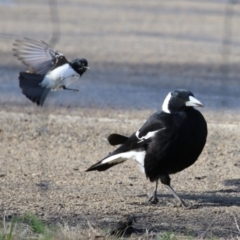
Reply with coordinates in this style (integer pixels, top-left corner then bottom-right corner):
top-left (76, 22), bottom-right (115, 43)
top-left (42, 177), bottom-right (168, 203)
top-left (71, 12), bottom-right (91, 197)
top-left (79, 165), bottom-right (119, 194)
top-left (13, 38), bottom-right (89, 106)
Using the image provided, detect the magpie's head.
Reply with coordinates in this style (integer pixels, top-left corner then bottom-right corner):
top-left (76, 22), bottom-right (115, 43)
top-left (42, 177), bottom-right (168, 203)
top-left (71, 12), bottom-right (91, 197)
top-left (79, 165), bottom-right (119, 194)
top-left (162, 89), bottom-right (204, 114)
top-left (71, 58), bottom-right (89, 76)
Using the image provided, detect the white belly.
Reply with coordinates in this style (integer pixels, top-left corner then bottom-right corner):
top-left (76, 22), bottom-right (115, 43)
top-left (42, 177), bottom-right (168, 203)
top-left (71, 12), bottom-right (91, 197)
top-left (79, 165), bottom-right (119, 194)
top-left (40, 64), bottom-right (79, 90)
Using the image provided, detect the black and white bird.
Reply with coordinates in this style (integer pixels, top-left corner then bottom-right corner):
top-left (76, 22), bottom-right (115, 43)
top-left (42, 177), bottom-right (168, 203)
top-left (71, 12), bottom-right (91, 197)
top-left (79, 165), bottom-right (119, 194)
top-left (86, 89), bottom-right (208, 207)
top-left (13, 38), bottom-right (89, 106)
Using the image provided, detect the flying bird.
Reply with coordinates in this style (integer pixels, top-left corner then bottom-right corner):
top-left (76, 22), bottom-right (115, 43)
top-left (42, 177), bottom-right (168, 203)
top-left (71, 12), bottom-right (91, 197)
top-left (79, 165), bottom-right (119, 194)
top-left (86, 89), bottom-right (208, 207)
top-left (13, 38), bottom-right (89, 106)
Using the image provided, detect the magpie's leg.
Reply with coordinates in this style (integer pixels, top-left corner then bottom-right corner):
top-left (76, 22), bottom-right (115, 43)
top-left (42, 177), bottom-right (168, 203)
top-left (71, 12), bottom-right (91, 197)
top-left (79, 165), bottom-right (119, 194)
top-left (63, 86), bottom-right (79, 92)
top-left (148, 180), bottom-right (159, 204)
top-left (160, 175), bottom-right (187, 208)
top-left (165, 184), bottom-right (187, 208)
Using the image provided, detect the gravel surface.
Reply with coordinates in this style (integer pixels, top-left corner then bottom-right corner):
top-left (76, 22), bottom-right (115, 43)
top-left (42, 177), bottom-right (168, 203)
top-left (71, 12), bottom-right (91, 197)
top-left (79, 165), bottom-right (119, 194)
top-left (0, 108), bottom-right (240, 238)
top-left (0, 0), bottom-right (240, 238)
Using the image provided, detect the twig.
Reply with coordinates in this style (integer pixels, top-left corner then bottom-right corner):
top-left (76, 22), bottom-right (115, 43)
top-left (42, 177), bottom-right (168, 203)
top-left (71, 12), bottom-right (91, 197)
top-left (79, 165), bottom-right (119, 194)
top-left (198, 217), bottom-right (216, 238)
top-left (233, 215), bottom-right (240, 233)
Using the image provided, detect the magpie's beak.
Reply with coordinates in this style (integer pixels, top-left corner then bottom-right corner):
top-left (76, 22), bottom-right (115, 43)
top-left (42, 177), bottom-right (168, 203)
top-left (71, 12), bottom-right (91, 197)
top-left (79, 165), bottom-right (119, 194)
top-left (185, 96), bottom-right (204, 107)
top-left (84, 66), bottom-right (90, 69)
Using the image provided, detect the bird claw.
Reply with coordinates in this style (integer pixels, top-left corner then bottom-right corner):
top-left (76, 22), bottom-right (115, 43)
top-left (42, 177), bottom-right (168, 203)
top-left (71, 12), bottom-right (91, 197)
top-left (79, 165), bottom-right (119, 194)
top-left (148, 192), bottom-right (159, 204)
top-left (63, 86), bottom-right (80, 92)
top-left (180, 200), bottom-right (188, 208)
top-left (148, 198), bottom-right (159, 204)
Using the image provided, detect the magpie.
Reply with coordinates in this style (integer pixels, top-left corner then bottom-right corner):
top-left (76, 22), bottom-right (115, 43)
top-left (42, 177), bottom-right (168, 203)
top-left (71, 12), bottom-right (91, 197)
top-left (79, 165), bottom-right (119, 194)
top-left (13, 38), bottom-right (89, 106)
top-left (86, 89), bottom-right (208, 207)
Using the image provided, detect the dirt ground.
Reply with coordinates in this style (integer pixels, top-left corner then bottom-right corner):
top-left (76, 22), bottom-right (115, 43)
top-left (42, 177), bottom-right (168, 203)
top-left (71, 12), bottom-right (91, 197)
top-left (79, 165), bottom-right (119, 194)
top-left (0, 107), bottom-right (240, 238)
top-left (0, 1), bottom-right (240, 239)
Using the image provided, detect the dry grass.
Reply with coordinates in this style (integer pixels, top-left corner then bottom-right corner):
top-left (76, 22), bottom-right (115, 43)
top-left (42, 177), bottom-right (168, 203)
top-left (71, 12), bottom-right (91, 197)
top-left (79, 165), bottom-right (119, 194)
top-left (0, 215), bottom-right (156, 240)
top-left (1, 213), bottom-right (240, 240)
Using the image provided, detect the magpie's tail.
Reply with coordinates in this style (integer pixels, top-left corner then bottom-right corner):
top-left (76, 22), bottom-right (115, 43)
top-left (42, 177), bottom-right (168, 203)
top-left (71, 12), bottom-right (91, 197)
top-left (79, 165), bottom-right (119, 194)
top-left (86, 147), bottom-right (146, 172)
top-left (108, 133), bottom-right (128, 146)
top-left (86, 157), bottom-right (126, 172)
top-left (19, 72), bottom-right (50, 106)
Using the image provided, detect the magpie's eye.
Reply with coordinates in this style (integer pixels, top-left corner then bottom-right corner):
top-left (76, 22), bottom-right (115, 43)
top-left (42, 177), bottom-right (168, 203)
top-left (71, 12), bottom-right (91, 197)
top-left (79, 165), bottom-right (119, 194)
top-left (176, 95), bottom-right (187, 102)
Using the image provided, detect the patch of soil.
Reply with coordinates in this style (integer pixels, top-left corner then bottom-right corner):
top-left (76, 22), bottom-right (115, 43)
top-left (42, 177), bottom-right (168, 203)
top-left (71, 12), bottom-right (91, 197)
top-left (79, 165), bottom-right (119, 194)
top-left (0, 108), bottom-right (240, 238)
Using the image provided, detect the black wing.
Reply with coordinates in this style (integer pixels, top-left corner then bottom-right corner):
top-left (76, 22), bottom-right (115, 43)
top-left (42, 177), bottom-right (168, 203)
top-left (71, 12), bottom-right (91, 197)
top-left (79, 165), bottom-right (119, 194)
top-left (86, 111), bottom-right (167, 172)
top-left (13, 38), bottom-right (68, 75)
top-left (109, 111), bottom-right (166, 151)
top-left (135, 111), bottom-right (166, 142)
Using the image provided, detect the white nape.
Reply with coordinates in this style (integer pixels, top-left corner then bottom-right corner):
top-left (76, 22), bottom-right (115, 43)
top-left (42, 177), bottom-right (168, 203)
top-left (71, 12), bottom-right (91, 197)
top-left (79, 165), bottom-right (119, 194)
top-left (162, 92), bottom-right (171, 113)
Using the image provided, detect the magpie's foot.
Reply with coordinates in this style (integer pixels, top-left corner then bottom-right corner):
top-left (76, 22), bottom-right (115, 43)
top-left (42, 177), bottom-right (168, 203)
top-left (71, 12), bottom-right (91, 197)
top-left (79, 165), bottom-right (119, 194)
top-left (167, 199), bottom-right (188, 208)
top-left (63, 86), bottom-right (79, 92)
top-left (180, 200), bottom-right (188, 208)
top-left (148, 195), bottom-right (159, 204)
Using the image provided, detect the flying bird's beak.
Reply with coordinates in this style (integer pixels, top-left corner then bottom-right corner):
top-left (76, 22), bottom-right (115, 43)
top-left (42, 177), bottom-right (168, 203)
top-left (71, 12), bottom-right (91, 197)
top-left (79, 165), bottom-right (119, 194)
top-left (185, 96), bottom-right (204, 107)
top-left (84, 66), bottom-right (90, 69)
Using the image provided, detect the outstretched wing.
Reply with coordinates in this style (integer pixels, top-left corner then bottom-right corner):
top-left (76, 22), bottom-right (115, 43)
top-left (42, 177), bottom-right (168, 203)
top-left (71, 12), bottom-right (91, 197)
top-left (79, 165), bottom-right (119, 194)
top-left (86, 111), bottom-right (166, 172)
top-left (13, 38), bottom-right (68, 75)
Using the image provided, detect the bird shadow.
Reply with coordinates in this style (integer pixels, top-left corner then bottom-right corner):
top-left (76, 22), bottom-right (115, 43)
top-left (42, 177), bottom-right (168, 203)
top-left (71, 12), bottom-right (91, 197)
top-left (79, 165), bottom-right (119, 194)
top-left (135, 187), bottom-right (240, 208)
top-left (223, 178), bottom-right (240, 188)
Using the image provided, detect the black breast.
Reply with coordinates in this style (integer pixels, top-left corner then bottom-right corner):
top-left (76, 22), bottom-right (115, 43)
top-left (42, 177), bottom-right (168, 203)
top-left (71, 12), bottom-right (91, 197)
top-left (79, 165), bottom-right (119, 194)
top-left (144, 108), bottom-right (207, 181)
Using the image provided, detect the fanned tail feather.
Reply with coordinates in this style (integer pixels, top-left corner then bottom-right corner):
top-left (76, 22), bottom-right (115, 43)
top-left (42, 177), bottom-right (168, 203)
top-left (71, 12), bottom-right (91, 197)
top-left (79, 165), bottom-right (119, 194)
top-left (19, 72), bottom-right (50, 106)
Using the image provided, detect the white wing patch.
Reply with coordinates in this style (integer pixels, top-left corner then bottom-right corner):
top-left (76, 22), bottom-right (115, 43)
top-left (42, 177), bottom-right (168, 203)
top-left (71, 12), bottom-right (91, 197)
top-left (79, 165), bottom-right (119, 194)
top-left (135, 128), bottom-right (164, 143)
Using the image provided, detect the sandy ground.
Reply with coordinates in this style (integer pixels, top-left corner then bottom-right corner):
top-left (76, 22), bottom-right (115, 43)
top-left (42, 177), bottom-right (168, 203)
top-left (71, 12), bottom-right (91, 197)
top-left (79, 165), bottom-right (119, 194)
top-left (0, 0), bottom-right (240, 238)
top-left (0, 108), bottom-right (240, 239)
